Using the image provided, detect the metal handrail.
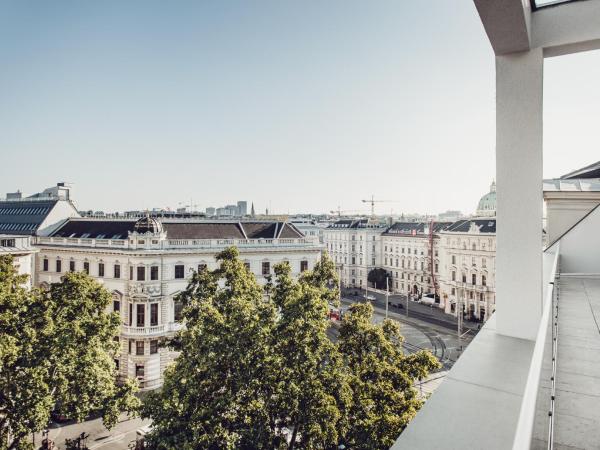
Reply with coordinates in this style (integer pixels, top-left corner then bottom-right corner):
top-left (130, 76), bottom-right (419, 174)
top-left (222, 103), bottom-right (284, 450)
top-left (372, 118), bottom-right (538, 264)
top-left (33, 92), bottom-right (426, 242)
top-left (511, 243), bottom-right (560, 450)
top-left (547, 270), bottom-right (560, 450)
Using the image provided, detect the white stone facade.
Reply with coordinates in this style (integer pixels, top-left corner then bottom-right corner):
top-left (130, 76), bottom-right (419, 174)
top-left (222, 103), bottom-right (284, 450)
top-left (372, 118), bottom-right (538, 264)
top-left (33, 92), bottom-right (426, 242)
top-left (323, 220), bottom-right (386, 290)
top-left (381, 224), bottom-right (444, 298)
top-left (437, 220), bottom-right (496, 322)
top-left (35, 219), bottom-right (322, 390)
top-left (0, 234), bottom-right (37, 289)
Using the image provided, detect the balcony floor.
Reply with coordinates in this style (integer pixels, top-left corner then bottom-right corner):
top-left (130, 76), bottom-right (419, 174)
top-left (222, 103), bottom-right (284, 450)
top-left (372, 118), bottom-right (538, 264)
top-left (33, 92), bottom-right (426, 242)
top-left (532, 276), bottom-right (600, 450)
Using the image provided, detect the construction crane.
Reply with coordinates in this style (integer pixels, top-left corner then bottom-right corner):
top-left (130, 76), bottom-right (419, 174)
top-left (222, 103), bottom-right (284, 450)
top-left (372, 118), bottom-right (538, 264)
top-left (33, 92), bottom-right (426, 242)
top-left (361, 195), bottom-right (402, 218)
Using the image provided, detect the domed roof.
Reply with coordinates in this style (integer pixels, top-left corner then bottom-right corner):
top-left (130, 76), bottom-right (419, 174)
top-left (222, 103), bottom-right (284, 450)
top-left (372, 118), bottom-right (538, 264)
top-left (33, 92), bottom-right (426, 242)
top-left (134, 215), bottom-right (163, 234)
top-left (476, 181), bottom-right (496, 217)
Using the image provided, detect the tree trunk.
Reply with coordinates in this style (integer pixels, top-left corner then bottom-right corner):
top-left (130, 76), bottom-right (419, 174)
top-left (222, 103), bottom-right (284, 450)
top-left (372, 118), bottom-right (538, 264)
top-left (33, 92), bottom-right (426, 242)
top-left (288, 424), bottom-right (298, 450)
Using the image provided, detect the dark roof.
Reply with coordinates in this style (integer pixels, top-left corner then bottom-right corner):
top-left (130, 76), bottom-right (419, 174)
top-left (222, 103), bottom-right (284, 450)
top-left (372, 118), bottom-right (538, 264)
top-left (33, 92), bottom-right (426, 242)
top-left (0, 200), bottom-right (58, 235)
top-left (328, 219), bottom-right (385, 229)
top-left (444, 219), bottom-right (496, 234)
top-left (52, 220), bottom-right (136, 239)
top-left (383, 222), bottom-right (452, 236)
top-left (561, 161), bottom-right (600, 179)
top-left (50, 219), bottom-right (304, 240)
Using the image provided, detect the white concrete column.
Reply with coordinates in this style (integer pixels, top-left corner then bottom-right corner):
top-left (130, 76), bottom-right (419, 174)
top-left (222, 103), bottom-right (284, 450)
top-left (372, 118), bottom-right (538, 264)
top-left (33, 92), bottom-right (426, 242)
top-left (495, 49), bottom-right (543, 341)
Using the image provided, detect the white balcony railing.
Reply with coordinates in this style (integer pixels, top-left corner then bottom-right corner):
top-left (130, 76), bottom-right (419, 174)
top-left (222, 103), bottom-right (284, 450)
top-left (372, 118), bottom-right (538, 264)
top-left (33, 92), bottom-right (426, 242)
top-left (122, 322), bottom-right (183, 336)
top-left (35, 236), bottom-right (319, 250)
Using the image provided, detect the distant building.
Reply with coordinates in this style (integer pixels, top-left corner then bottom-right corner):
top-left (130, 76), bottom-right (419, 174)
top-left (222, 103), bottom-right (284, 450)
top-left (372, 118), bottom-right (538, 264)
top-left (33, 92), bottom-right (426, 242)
top-left (438, 219), bottom-right (496, 322)
top-left (324, 219), bottom-right (386, 289)
top-left (381, 222), bottom-right (450, 298)
top-left (438, 210), bottom-right (463, 222)
top-left (237, 201), bottom-right (247, 216)
top-left (475, 181), bottom-right (496, 217)
top-left (0, 183), bottom-right (80, 236)
top-left (205, 207), bottom-right (216, 216)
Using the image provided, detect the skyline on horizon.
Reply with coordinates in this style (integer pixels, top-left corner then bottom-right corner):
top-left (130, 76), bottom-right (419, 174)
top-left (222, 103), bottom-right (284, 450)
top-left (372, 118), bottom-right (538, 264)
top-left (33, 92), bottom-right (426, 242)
top-left (2, 1), bottom-right (599, 215)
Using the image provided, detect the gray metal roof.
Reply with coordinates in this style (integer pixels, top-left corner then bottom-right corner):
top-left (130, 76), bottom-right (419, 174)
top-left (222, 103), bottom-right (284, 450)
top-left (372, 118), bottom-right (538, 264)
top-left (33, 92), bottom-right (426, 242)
top-left (0, 200), bottom-right (58, 235)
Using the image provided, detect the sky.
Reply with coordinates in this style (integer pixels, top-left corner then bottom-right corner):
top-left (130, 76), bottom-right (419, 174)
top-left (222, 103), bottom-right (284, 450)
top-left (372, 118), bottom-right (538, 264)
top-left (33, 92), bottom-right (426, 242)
top-left (0, 1), bottom-right (598, 216)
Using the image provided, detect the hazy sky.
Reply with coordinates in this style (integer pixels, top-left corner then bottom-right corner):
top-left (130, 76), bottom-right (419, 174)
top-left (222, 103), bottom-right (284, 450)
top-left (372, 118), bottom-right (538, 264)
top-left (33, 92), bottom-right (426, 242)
top-left (1, 1), bottom-right (599, 215)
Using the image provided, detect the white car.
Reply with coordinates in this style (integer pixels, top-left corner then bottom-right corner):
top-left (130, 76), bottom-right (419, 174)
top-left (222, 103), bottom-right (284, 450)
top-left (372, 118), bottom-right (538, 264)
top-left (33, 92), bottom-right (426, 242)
top-left (364, 294), bottom-right (376, 301)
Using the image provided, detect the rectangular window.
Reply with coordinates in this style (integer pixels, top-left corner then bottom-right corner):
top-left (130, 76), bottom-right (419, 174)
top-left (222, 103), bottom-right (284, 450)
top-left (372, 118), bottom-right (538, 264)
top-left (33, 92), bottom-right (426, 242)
top-left (452, 271), bottom-right (456, 282)
top-left (114, 264), bottom-right (121, 279)
top-left (136, 304), bottom-right (145, 327)
top-left (69, 260), bottom-right (75, 272)
top-left (472, 274), bottom-right (477, 285)
top-left (135, 364), bottom-right (144, 378)
top-left (150, 303), bottom-right (158, 326)
top-left (56, 259), bottom-right (62, 273)
top-left (452, 255), bottom-right (456, 265)
top-left (129, 303), bottom-right (133, 326)
top-left (244, 262), bottom-right (251, 271)
top-left (198, 263), bottom-right (207, 272)
top-left (462, 273), bottom-right (467, 283)
top-left (451, 288), bottom-right (456, 296)
top-left (83, 262), bottom-right (89, 274)
top-left (114, 358), bottom-right (120, 371)
top-left (43, 258), bottom-right (48, 271)
top-left (482, 275), bottom-right (487, 286)
top-left (150, 340), bottom-right (158, 354)
top-left (128, 339), bottom-right (132, 354)
top-left (300, 261), bottom-right (308, 272)
top-left (136, 341), bottom-right (144, 356)
top-left (175, 265), bottom-right (185, 279)
top-left (262, 262), bottom-right (270, 275)
top-left (129, 266), bottom-right (133, 280)
top-left (174, 300), bottom-right (183, 322)
top-left (137, 266), bottom-right (145, 281)
top-left (150, 266), bottom-right (158, 280)
top-left (113, 300), bottom-right (120, 312)
top-left (98, 263), bottom-right (105, 277)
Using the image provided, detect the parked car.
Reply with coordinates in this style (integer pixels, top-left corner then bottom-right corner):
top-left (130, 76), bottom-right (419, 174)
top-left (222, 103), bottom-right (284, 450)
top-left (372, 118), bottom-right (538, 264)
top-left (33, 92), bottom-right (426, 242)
top-left (364, 294), bottom-right (376, 302)
top-left (388, 301), bottom-right (404, 309)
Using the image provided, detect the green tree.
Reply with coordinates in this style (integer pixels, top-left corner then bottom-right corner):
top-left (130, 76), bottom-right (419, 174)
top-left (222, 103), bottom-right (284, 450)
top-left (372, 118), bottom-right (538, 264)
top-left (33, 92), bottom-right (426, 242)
top-left (270, 258), bottom-right (351, 450)
top-left (367, 268), bottom-right (389, 290)
top-left (0, 256), bottom-right (138, 450)
top-left (142, 248), bottom-right (440, 450)
top-left (142, 247), bottom-right (279, 449)
top-left (337, 302), bottom-right (440, 449)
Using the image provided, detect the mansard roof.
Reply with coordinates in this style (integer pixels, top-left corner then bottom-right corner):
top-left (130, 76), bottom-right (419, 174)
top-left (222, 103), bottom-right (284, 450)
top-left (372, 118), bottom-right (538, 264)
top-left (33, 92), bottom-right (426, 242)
top-left (327, 219), bottom-right (385, 229)
top-left (52, 219), bottom-right (136, 239)
top-left (382, 222), bottom-right (452, 236)
top-left (444, 219), bottom-right (496, 234)
top-left (0, 199), bottom-right (58, 235)
top-left (50, 219), bottom-right (305, 240)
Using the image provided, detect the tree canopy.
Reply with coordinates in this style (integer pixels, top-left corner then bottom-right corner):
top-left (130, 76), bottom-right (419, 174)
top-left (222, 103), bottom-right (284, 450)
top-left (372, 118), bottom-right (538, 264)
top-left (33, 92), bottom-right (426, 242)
top-left (143, 248), bottom-right (440, 450)
top-left (0, 255), bottom-right (139, 450)
top-left (367, 268), bottom-right (390, 290)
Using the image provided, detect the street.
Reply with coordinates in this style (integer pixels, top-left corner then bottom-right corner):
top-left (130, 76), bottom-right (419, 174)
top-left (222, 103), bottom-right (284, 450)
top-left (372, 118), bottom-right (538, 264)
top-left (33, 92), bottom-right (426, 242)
top-left (33, 413), bottom-right (150, 450)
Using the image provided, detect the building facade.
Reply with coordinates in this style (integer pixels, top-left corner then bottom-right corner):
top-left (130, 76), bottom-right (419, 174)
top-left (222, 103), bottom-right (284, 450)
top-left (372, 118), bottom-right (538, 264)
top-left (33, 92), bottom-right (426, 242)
top-left (324, 219), bottom-right (386, 290)
top-left (438, 219), bottom-right (496, 321)
top-left (35, 217), bottom-right (322, 390)
top-left (0, 234), bottom-right (37, 289)
top-left (381, 222), bottom-right (449, 298)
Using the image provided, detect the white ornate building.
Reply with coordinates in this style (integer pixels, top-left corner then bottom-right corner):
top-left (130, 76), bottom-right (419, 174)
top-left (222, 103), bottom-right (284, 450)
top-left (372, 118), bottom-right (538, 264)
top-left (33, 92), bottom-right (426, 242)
top-left (380, 222), bottom-right (449, 299)
top-left (35, 217), bottom-right (322, 390)
top-left (437, 219), bottom-right (496, 321)
top-left (323, 219), bottom-right (386, 289)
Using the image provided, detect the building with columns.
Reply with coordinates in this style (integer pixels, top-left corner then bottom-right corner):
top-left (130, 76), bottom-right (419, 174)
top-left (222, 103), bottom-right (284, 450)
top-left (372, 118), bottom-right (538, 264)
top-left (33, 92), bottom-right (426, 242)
top-left (35, 216), bottom-right (322, 390)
